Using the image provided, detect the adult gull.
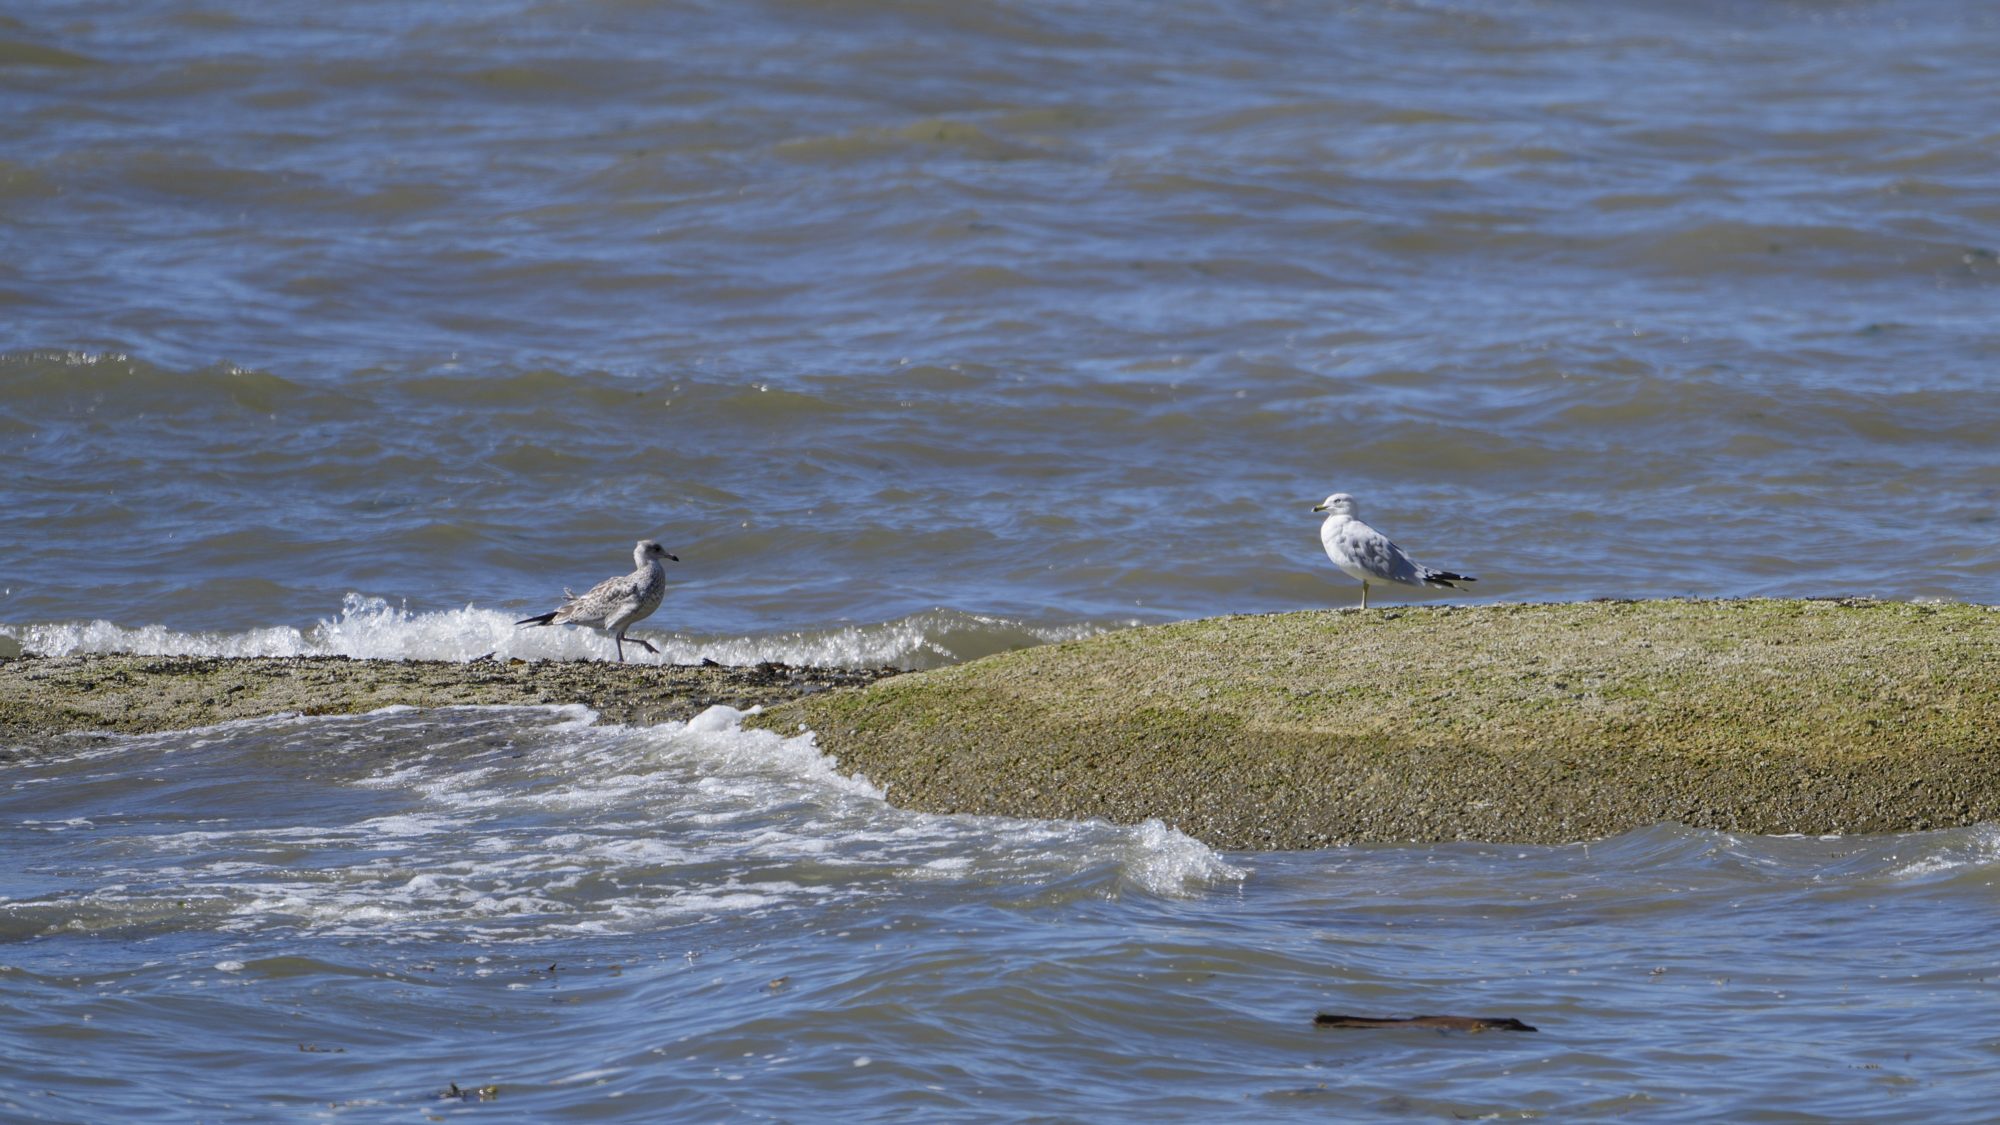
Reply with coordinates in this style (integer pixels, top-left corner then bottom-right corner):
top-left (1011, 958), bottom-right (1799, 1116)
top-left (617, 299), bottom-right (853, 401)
top-left (1313, 493), bottom-right (1474, 610)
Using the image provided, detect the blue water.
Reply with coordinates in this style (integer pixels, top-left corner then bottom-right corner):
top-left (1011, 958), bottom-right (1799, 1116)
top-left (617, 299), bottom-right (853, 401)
top-left (3, 0), bottom-right (1997, 645)
top-left (3, 707), bottom-right (1995, 1120)
top-left (4, 0), bottom-right (1999, 1117)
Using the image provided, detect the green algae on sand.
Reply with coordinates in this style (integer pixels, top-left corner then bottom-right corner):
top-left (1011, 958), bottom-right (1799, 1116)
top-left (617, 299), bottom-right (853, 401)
top-left (0, 654), bottom-right (894, 759)
top-left (748, 599), bottom-right (2000, 848)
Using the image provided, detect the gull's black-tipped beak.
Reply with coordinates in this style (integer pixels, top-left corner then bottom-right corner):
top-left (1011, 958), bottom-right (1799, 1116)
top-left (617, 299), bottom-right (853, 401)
top-left (1312, 503), bottom-right (1328, 513)
top-left (666, 553), bottom-right (679, 562)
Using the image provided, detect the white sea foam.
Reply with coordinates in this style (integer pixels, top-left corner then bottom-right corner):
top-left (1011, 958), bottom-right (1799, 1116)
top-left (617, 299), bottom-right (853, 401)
top-left (1, 595), bottom-right (1115, 668)
top-left (3, 704), bottom-right (1242, 941)
top-left (1887, 825), bottom-right (2000, 881)
top-left (1123, 818), bottom-right (1248, 891)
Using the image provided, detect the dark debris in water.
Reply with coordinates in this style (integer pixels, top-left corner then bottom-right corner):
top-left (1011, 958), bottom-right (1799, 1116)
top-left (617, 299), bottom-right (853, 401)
top-left (438, 1082), bottom-right (500, 1102)
top-left (1314, 1014), bottom-right (1538, 1033)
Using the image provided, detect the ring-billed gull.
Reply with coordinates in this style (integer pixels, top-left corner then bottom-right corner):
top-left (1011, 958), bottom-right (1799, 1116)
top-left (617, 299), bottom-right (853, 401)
top-left (1313, 493), bottom-right (1475, 610)
top-left (516, 539), bottom-right (678, 662)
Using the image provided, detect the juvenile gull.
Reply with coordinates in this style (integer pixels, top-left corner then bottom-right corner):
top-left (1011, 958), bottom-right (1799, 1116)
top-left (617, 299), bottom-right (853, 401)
top-left (1313, 493), bottom-right (1474, 610)
top-left (516, 539), bottom-right (677, 662)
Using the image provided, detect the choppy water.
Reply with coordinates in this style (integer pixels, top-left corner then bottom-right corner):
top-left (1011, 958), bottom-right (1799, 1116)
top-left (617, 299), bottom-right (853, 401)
top-left (5, 0), bottom-right (1999, 1117)
top-left (5, 706), bottom-right (1998, 1121)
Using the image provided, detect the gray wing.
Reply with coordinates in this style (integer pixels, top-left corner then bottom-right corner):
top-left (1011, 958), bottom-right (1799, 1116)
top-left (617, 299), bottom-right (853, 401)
top-left (1341, 523), bottom-right (1427, 586)
top-left (555, 570), bottom-right (644, 626)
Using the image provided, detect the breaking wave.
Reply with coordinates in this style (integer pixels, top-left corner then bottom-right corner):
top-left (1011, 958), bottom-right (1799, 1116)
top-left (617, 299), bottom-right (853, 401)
top-left (1, 594), bottom-right (1118, 669)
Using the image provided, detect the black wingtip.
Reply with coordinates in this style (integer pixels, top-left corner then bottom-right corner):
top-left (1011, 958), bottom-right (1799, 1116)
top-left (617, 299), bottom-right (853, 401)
top-left (516, 612), bottom-right (558, 627)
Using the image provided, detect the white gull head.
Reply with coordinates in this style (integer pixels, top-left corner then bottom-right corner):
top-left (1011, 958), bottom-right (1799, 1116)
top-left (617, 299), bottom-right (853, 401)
top-left (1312, 492), bottom-right (1358, 517)
top-left (634, 539), bottom-right (679, 566)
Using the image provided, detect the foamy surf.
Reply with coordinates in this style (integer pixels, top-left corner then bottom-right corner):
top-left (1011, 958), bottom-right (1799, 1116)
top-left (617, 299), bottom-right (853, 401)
top-left (1887, 824), bottom-right (2000, 881)
top-left (1, 594), bottom-right (1118, 669)
top-left (0, 703), bottom-right (1241, 945)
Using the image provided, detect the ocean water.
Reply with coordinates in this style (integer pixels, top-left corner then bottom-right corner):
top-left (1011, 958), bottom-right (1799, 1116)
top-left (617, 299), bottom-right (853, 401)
top-left (5, 706), bottom-right (1998, 1120)
top-left (4, 0), bottom-right (1999, 1117)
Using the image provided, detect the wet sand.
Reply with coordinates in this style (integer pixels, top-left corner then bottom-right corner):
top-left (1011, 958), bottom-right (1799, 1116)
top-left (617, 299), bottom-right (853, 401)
top-left (0, 654), bottom-right (894, 760)
top-left (5, 598), bottom-right (1995, 847)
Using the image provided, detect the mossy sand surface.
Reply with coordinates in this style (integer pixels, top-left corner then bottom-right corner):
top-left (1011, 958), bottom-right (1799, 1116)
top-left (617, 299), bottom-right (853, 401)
top-left (750, 599), bottom-right (2000, 848)
top-left (5, 600), bottom-right (1994, 848)
top-left (0, 655), bottom-right (893, 760)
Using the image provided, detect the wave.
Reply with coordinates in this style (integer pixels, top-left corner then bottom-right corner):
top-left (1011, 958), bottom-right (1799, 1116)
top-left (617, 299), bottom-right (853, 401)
top-left (2, 704), bottom-right (1243, 944)
top-left (0, 594), bottom-right (1117, 669)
